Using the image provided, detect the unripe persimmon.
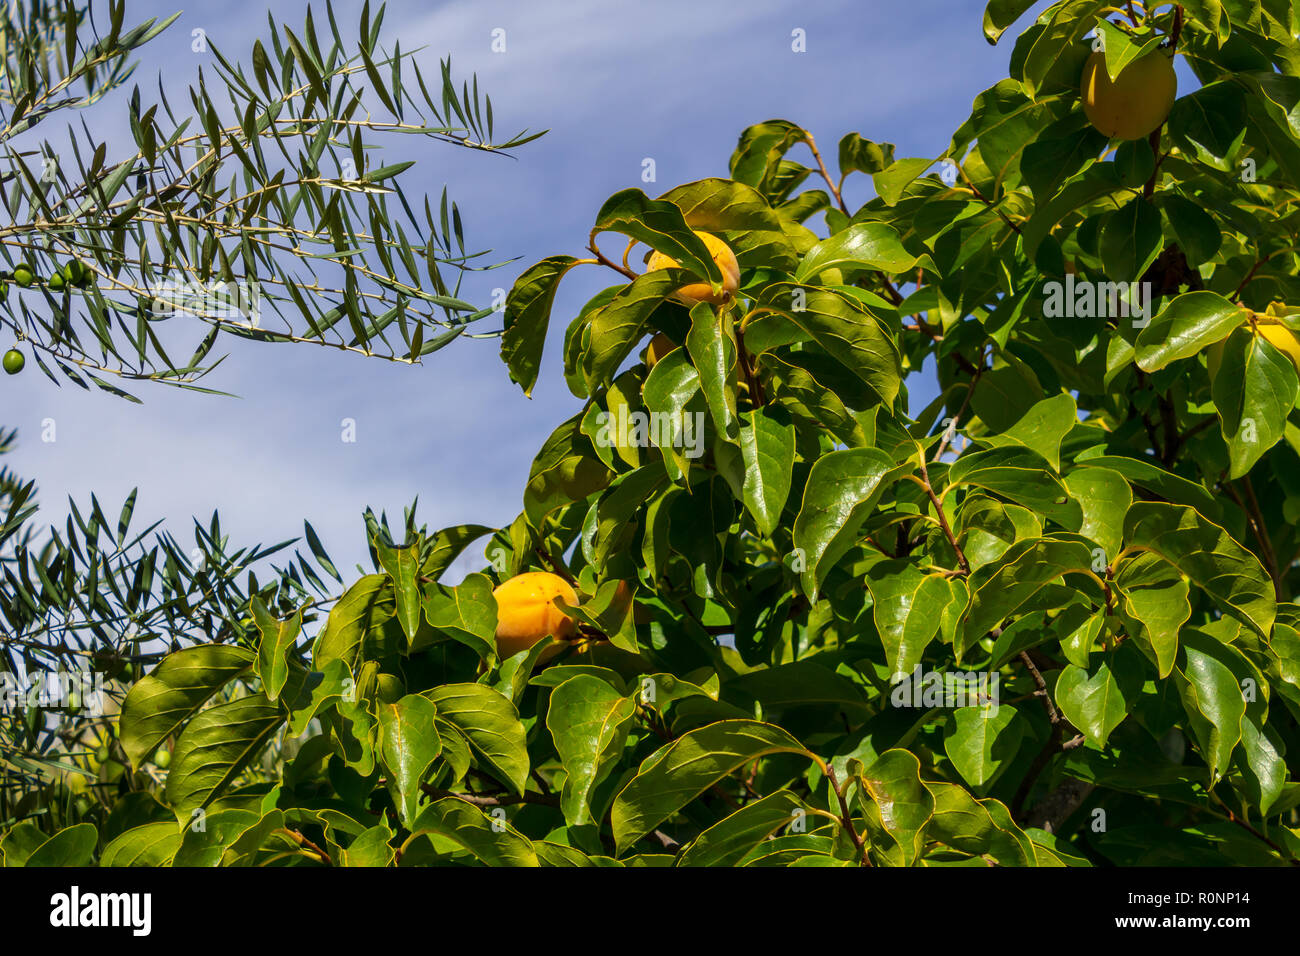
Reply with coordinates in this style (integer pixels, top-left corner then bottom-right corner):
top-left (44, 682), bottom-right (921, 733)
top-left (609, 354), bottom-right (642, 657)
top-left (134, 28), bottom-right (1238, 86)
top-left (645, 231), bottom-right (740, 306)
top-left (493, 571), bottom-right (578, 659)
top-left (1081, 49), bottom-right (1177, 141)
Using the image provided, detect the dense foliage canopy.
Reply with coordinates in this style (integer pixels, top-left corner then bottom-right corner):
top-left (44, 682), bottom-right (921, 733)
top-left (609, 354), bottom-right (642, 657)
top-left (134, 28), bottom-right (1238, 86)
top-left (6, 0), bottom-right (1300, 867)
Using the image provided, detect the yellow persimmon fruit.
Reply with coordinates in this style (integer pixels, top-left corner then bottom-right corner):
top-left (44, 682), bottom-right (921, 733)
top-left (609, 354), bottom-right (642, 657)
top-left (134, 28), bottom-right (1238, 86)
top-left (1256, 320), bottom-right (1300, 372)
top-left (493, 571), bottom-right (578, 659)
top-left (645, 231), bottom-right (740, 306)
top-left (645, 331), bottom-right (676, 368)
top-left (1081, 49), bottom-right (1177, 141)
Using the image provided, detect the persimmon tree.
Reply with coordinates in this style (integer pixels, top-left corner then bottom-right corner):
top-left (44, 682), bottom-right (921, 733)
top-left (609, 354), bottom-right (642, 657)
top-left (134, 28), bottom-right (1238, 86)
top-left (7, 0), bottom-right (1300, 867)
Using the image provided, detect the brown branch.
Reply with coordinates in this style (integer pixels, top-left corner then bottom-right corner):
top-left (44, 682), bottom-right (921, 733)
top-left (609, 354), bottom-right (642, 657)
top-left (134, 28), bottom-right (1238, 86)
top-left (1026, 778), bottom-right (1095, 833)
top-left (1224, 478), bottom-right (1284, 600)
top-left (824, 764), bottom-right (871, 867)
top-left (735, 324), bottom-right (768, 407)
top-left (1018, 651), bottom-right (1060, 725)
top-left (932, 360), bottom-right (985, 462)
top-left (1209, 792), bottom-right (1297, 863)
top-left (913, 458), bottom-right (969, 575)
top-left (804, 132), bottom-right (849, 215)
top-left (420, 784), bottom-right (561, 808)
top-left (587, 236), bottom-right (639, 280)
top-left (277, 828), bottom-right (333, 865)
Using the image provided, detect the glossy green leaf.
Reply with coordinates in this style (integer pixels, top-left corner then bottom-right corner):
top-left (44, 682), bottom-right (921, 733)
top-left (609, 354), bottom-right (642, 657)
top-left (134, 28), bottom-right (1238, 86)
top-left (165, 694), bottom-right (285, 818)
top-left (611, 720), bottom-right (813, 853)
top-left (1136, 291), bottom-right (1245, 372)
top-left (792, 448), bottom-right (904, 600)
top-left (1122, 502), bottom-right (1275, 638)
top-left (119, 644), bottom-right (256, 767)
top-left (501, 255), bottom-right (578, 396)
top-left (546, 675), bottom-right (637, 826)
top-left (943, 704), bottom-right (1025, 788)
top-left (423, 683), bottom-right (529, 795)
top-left (678, 791), bottom-right (812, 867)
top-left (378, 694), bottom-right (443, 826)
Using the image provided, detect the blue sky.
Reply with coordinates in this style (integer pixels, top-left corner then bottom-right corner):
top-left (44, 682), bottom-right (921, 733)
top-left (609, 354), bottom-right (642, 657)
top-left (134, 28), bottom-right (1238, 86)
top-left (3, 0), bottom-right (1051, 582)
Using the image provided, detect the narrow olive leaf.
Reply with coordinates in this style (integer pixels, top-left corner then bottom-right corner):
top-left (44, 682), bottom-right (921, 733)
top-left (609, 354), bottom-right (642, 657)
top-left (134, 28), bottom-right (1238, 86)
top-left (1135, 291), bottom-right (1245, 372)
top-left (792, 448), bottom-right (904, 600)
top-left (924, 781), bottom-right (1032, 865)
top-left (1055, 650), bottom-right (1144, 747)
top-left (678, 791), bottom-right (812, 867)
top-left (794, 222), bottom-right (920, 283)
top-left (423, 683), bottom-right (529, 795)
top-left (686, 301), bottom-right (740, 443)
top-left (100, 823), bottom-right (184, 867)
top-left (943, 704), bottom-right (1025, 788)
top-left (378, 694), bottom-right (443, 826)
top-left (611, 720), bottom-right (814, 853)
top-left (406, 798), bottom-right (538, 866)
top-left (1212, 327), bottom-right (1299, 478)
top-left (251, 597), bottom-right (301, 702)
top-left (374, 539), bottom-right (422, 641)
top-left (165, 695), bottom-right (285, 818)
top-left (592, 188), bottom-right (721, 283)
top-left (312, 573), bottom-right (394, 671)
top-left (1121, 502), bottom-right (1276, 638)
top-left (858, 750), bottom-right (936, 867)
top-left (501, 255), bottom-right (578, 397)
top-left (25, 824), bottom-right (98, 867)
top-left (545, 675), bottom-right (638, 826)
top-left (119, 644), bottom-right (255, 767)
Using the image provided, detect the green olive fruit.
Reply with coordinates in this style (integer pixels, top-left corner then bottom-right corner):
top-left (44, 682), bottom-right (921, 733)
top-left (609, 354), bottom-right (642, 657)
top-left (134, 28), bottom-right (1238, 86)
top-left (63, 259), bottom-right (87, 286)
top-left (12, 264), bottom-right (34, 287)
top-left (3, 348), bottom-right (24, 375)
top-left (48, 270), bottom-right (65, 291)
